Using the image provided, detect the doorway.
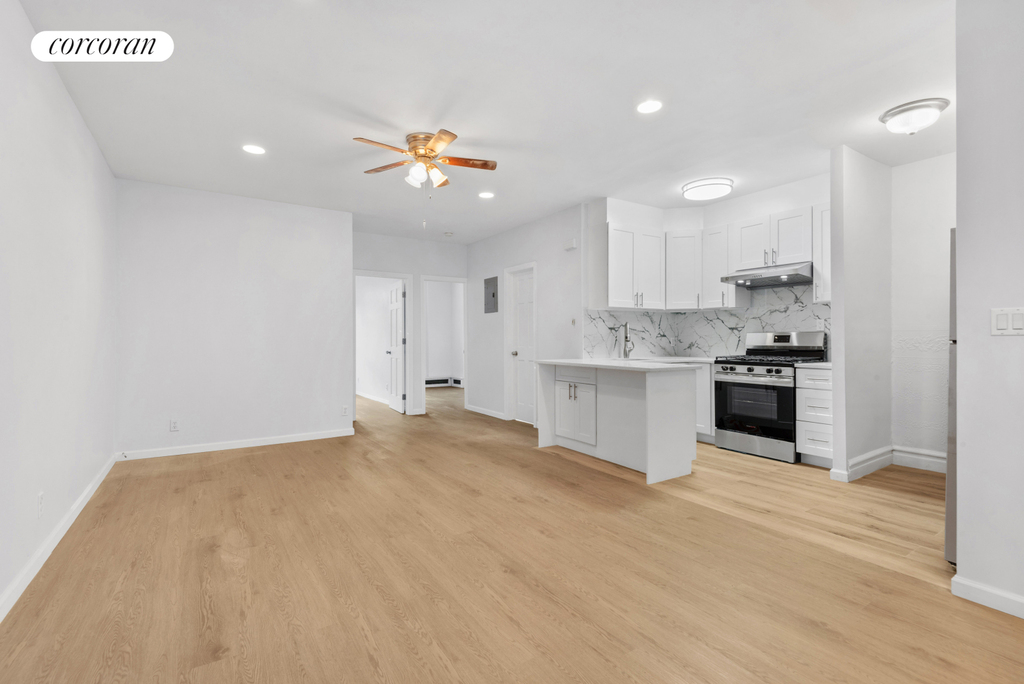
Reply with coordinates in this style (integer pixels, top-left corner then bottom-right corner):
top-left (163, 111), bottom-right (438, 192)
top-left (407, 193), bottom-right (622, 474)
top-left (504, 263), bottom-right (536, 424)
top-left (423, 279), bottom-right (466, 390)
top-left (355, 275), bottom-right (407, 415)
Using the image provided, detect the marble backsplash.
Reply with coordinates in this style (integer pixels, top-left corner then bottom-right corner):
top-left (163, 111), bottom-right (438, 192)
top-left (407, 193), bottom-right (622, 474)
top-left (584, 285), bottom-right (831, 359)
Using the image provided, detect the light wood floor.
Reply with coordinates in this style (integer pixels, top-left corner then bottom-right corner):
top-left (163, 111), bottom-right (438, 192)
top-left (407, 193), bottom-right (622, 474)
top-left (2, 387), bottom-right (1022, 683)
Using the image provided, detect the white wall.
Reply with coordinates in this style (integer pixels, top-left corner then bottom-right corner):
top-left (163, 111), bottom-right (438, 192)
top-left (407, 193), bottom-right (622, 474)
top-left (891, 153), bottom-right (956, 464)
top-left (116, 180), bottom-right (355, 457)
top-left (356, 276), bottom-right (400, 404)
top-left (0, 0), bottom-right (118, 621)
top-left (353, 231), bottom-right (467, 414)
top-left (467, 205), bottom-right (584, 417)
top-left (953, 0), bottom-right (1024, 619)
top-left (831, 145), bottom-right (893, 481)
top-left (424, 280), bottom-right (464, 381)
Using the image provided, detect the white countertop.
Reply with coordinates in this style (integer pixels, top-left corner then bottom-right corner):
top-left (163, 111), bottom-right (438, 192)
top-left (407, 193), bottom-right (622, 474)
top-left (798, 361), bottom-right (832, 369)
top-left (536, 358), bottom-right (701, 372)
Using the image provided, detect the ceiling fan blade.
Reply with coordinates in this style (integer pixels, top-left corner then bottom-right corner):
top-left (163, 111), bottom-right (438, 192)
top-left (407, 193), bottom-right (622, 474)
top-left (437, 156), bottom-right (497, 170)
top-left (364, 160), bottom-right (413, 174)
top-left (353, 137), bottom-right (411, 155)
top-left (426, 129), bottom-right (457, 156)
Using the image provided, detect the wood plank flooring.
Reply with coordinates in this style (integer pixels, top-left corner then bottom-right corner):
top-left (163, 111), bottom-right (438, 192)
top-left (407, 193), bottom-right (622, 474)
top-left (1, 387), bottom-right (1022, 683)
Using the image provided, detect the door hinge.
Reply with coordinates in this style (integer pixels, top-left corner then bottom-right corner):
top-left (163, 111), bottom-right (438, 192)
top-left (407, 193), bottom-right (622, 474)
top-left (402, 291), bottom-right (406, 298)
top-left (402, 394), bottom-right (406, 400)
top-left (402, 338), bottom-right (406, 344)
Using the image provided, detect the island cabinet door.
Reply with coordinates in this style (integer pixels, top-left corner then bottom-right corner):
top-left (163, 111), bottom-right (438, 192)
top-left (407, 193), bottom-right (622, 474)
top-left (555, 381), bottom-right (576, 439)
top-left (574, 383), bottom-right (598, 446)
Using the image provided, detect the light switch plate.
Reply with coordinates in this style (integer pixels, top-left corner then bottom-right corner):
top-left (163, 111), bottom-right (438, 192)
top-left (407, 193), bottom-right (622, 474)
top-left (991, 307), bottom-right (1024, 335)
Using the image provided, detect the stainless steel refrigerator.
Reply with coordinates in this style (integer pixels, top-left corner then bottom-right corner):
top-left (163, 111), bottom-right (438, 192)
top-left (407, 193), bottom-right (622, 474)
top-left (945, 228), bottom-right (957, 565)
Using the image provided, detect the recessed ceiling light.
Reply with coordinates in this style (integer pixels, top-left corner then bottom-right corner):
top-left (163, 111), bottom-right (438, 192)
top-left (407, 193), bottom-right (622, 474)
top-left (479, 192), bottom-right (494, 199)
top-left (242, 144), bottom-right (265, 155)
top-left (682, 177), bottom-right (734, 201)
top-left (879, 98), bottom-right (950, 135)
top-left (637, 100), bottom-right (662, 114)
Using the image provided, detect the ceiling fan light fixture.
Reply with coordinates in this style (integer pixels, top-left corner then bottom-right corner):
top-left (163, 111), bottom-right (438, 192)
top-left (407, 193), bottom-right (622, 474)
top-left (428, 165), bottom-right (448, 188)
top-left (408, 162), bottom-right (428, 183)
top-left (637, 100), bottom-right (662, 114)
top-left (405, 174), bottom-right (422, 188)
top-left (682, 177), bottom-right (733, 201)
top-left (879, 98), bottom-right (949, 135)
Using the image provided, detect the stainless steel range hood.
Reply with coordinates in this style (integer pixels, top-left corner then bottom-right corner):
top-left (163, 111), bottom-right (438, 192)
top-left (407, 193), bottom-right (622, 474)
top-left (721, 261), bottom-right (813, 289)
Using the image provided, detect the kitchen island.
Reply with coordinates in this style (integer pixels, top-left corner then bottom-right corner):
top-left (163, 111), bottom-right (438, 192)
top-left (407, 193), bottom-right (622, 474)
top-left (536, 359), bottom-right (700, 483)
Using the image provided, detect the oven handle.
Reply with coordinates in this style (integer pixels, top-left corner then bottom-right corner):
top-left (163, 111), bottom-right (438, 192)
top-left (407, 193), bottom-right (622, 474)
top-left (715, 373), bottom-right (794, 387)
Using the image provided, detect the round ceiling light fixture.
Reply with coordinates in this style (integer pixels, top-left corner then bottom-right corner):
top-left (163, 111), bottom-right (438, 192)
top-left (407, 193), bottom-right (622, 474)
top-left (879, 98), bottom-right (949, 135)
top-left (682, 177), bottom-right (734, 201)
top-left (479, 192), bottom-right (494, 199)
top-left (242, 144), bottom-right (265, 155)
top-left (637, 100), bottom-right (662, 114)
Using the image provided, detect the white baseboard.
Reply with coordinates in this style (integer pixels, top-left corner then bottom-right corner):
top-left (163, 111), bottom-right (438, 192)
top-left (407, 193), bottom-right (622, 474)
top-left (0, 452), bottom-right (118, 625)
top-left (831, 445), bottom-right (892, 482)
top-left (892, 445), bottom-right (947, 473)
top-left (121, 427), bottom-right (355, 461)
top-left (466, 404), bottom-right (510, 420)
top-left (952, 574), bottom-right (1024, 620)
top-left (356, 391), bottom-right (390, 405)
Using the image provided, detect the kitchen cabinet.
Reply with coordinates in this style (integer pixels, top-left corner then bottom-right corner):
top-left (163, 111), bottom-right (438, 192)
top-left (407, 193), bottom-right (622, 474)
top-left (693, 362), bottom-right (713, 437)
top-left (812, 202), bottom-right (831, 303)
top-left (771, 207), bottom-right (813, 266)
top-left (796, 367), bottom-right (833, 468)
top-left (728, 207), bottom-right (813, 272)
top-left (665, 228), bottom-right (702, 309)
top-left (555, 379), bottom-right (597, 446)
top-left (729, 216), bottom-right (772, 271)
top-left (703, 225), bottom-right (750, 309)
top-left (796, 388), bottom-right (833, 424)
top-left (607, 223), bottom-right (664, 309)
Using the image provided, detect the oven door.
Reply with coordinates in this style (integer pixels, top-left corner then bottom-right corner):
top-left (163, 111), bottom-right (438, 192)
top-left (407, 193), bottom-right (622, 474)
top-left (714, 374), bottom-right (796, 461)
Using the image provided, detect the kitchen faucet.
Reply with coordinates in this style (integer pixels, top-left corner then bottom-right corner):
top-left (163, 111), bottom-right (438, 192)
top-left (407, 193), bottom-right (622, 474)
top-left (622, 323), bottom-right (634, 359)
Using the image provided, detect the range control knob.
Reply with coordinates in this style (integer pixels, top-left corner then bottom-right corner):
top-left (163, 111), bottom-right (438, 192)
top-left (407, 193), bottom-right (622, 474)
top-left (729, 366), bottom-right (736, 371)
top-left (747, 367), bottom-right (754, 372)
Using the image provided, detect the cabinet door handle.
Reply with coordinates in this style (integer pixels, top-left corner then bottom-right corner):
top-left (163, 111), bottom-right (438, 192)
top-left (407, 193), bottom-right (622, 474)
top-left (721, 291), bottom-right (725, 306)
top-left (772, 248), bottom-right (777, 264)
top-left (807, 404), bottom-right (830, 409)
top-left (807, 437), bottom-right (830, 444)
top-left (764, 249), bottom-right (768, 265)
top-left (697, 293), bottom-right (700, 309)
top-left (569, 383), bottom-right (573, 400)
top-left (573, 383), bottom-right (577, 400)
top-left (640, 292), bottom-right (643, 307)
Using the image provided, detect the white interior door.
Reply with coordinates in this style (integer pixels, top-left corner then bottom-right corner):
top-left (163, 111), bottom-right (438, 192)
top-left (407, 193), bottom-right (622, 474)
top-left (387, 283), bottom-right (405, 413)
top-left (512, 269), bottom-right (535, 423)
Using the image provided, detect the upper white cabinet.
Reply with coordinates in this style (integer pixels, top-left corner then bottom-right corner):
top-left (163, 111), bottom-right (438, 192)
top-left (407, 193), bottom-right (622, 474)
top-left (729, 207), bottom-right (813, 271)
top-left (811, 202), bottom-right (831, 303)
top-left (703, 225), bottom-right (750, 309)
top-left (665, 229), bottom-right (702, 309)
top-left (730, 216), bottom-right (772, 270)
top-left (771, 207), bottom-right (813, 266)
top-left (607, 222), bottom-right (665, 309)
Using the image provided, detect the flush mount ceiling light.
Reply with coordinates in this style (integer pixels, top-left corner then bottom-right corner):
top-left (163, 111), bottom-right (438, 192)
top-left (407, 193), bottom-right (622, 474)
top-left (242, 144), bottom-right (265, 154)
top-left (637, 100), bottom-right (662, 114)
top-left (682, 177), bottom-right (734, 201)
top-left (478, 192), bottom-right (494, 199)
top-left (879, 98), bottom-right (950, 135)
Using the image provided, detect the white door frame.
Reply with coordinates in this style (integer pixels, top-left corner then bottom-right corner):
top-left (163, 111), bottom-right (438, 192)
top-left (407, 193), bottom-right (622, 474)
top-left (503, 262), bottom-right (538, 425)
top-left (421, 275), bottom-right (469, 411)
top-left (354, 270), bottom-right (412, 421)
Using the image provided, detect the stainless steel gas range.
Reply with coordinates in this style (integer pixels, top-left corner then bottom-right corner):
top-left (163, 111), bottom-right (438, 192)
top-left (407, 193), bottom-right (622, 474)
top-left (714, 331), bottom-right (827, 463)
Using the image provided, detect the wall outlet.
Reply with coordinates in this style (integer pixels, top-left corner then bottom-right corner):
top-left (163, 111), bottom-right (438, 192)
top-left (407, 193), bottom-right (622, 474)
top-left (342, 405), bottom-right (349, 416)
top-left (815, 319), bottom-right (825, 331)
top-left (37, 492), bottom-right (43, 519)
top-left (169, 419), bottom-right (179, 432)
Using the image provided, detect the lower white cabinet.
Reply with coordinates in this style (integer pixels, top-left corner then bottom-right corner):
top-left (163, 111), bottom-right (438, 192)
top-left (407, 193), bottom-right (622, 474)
top-left (555, 380), bottom-right (597, 446)
top-left (694, 362), bottom-right (713, 437)
top-left (796, 388), bottom-right (833, 424)
top-left (796, 421), bottom-right (833, 459)
top-left (796, 368), bottom-right (832, 467)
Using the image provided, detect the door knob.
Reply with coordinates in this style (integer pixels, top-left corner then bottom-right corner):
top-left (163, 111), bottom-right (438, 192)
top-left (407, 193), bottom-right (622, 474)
top-left (511, 351), bottom-right (518, 356)
top-left (386, 350), bottom-right (392, 355)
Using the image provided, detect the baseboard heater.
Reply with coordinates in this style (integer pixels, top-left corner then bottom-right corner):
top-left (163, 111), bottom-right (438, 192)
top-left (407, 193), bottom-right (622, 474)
top-left (426, 377), bottom-right (463, 387)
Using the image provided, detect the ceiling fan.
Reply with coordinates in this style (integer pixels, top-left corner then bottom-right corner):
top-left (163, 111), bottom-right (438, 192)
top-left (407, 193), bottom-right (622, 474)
top-left (355, 129), bottom-right (497, 188)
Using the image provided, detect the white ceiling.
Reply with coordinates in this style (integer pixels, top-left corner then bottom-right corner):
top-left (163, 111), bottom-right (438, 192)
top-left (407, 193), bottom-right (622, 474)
top-left (21, 0), bottom-right (955, 244)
